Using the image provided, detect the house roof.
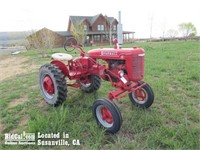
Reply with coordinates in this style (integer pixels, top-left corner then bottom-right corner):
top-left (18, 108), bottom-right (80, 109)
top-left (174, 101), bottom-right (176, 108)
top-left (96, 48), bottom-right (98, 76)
top-left (69, 13), bottom-right (117, 26)
top-left (26, 27), bottom-right (69, 40)
top-left (56, 31), bottom-right (71, 37)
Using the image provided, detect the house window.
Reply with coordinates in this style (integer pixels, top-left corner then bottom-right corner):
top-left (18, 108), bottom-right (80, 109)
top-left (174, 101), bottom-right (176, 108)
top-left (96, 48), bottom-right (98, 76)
top-left (94, 35), bottom-right (100, 41)
top-left (89, 26), bottom-right (92, 31)
top-left (112, 34), bottom-right (117, 40)
top-left (113, 25), bottom-right (117, 31)
top-left (97, 25), bottom-right (104, 31)
top-left (103, 34), bottom-right (109, 41)
top-left (84, 25), bottom-right (87, 31)
top-left (85, 36), bottom-right (90, 44)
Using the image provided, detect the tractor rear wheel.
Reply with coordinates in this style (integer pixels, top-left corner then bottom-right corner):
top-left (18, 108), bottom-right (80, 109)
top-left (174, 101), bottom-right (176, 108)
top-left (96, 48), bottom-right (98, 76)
top-left (128, 81), bottom-right (154, 108)
top-left (79, 75), bottom-right (101, 93)
top-left (92, 98), bottom-right (122, 134)
top-left (39, 64), bottom-right (67, 106)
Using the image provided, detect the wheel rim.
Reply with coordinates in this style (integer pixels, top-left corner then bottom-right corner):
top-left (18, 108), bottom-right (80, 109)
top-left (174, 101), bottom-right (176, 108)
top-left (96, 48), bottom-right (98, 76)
top-left (42, 75), bottom-right (55, 99)
top-left (64, 38), bottom-right (77, 52)
top-left (79, 77), bottom-right (91, 88)
top-left (96, 105), bottom-right (113, 128)
top-left (132, 88), bottom-right (148, 104)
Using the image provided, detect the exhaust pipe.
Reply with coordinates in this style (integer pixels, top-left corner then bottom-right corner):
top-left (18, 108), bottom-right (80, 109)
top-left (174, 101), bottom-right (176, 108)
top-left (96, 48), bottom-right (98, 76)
top-left (117, 11), bottom-right (123, 49)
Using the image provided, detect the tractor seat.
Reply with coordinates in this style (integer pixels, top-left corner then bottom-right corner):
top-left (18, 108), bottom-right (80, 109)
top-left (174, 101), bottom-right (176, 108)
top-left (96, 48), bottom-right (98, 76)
top-left (51, 53), bottom-right (73, 61)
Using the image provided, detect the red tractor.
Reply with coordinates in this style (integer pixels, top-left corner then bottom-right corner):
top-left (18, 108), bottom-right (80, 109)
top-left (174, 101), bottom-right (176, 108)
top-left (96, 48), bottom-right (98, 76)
top-left (39, 38), bottom-right (154, 133)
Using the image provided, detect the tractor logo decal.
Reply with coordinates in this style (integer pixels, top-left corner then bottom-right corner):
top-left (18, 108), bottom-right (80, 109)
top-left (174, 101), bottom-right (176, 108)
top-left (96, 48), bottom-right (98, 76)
top-left (101, 51), bottom-right (117, 56)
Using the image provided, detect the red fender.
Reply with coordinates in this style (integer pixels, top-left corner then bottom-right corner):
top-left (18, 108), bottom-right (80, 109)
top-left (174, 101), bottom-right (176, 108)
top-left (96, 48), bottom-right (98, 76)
top-left (51, 60), bottom-right (68, 76)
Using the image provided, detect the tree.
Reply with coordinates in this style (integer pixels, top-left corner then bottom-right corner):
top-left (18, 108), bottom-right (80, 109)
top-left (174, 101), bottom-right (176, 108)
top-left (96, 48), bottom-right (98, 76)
top-left (178, 22), bottom-right (197, 38)
top-left (71, 22), bottom-right (87, 46)
top-left (104, 15), bottom-right (117, 46)
top-left (26, 28), bottom-right (56, 57)
top-left (166, 29), bottom-right (178, 39)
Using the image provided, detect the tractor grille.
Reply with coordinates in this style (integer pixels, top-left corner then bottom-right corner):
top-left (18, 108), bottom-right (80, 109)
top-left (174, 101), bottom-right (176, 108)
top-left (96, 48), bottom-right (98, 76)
top-left (132, 56), bottom-right (144, 80)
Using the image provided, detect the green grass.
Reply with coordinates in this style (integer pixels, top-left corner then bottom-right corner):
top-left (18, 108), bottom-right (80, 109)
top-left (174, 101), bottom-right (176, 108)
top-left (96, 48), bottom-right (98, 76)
top-left (0, 40), bottom-right (199, 149)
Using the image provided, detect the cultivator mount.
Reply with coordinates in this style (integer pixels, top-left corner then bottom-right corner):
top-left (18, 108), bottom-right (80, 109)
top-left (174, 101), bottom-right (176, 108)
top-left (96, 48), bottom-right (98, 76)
top-left (39, 38), bottom-right (154, 133)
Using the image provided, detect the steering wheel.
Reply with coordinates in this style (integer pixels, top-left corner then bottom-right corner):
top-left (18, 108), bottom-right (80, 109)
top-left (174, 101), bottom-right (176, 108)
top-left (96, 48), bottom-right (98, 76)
top-left (64, 37), bottom-right (78, 52)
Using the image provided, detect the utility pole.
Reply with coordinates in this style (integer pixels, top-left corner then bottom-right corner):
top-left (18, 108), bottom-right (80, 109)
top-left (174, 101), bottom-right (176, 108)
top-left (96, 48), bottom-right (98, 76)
top-left (149, 15), bottom-right (153, 41)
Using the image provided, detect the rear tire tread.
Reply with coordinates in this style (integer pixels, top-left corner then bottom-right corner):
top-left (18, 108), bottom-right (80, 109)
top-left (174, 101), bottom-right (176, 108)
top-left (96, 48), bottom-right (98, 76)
top-left (80, 75), bottom-right (101, 93)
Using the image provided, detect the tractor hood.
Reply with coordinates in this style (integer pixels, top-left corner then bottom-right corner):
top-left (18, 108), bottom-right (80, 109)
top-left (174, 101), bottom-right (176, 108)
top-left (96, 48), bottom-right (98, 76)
top-left (87, 47), bottom-right (145, 60)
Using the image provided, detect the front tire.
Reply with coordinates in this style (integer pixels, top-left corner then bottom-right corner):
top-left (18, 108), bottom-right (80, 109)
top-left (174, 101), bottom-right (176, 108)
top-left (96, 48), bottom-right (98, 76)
top-left (39, 64), bottom-right (67, 106)
top-left (92, 98), bottom-right (122, 134)
top-left (129, 81), bottom-right (154, 108)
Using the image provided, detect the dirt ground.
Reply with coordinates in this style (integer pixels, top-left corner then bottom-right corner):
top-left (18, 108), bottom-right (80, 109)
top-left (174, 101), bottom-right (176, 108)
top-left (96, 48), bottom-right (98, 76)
top-left (0, 55), bottom-right (38, 82)
top-left (0, 54), bottom-right (40, 133)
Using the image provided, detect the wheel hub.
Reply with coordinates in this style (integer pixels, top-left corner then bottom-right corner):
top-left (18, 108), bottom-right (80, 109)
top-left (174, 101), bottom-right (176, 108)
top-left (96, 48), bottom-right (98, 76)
top-left (79, 77), bottom-right (91, 87)
top-left (43, 75), bottom-right (54, 95)
top-left (100, 107), bottom-right (113, 124)
top-left (134, 89), bottom-right (147, 101)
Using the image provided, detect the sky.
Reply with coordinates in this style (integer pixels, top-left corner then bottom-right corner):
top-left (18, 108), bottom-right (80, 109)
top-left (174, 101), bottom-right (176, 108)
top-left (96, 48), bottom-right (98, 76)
top-left (0, 0), bottom-right (199, 38)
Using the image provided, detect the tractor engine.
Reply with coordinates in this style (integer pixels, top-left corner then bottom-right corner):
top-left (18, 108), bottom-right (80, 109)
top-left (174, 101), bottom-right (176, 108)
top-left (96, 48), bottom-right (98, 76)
top-left (105, 60), bottom-right (126, 82)
top-left (87, 47), bottom-right (145, 82)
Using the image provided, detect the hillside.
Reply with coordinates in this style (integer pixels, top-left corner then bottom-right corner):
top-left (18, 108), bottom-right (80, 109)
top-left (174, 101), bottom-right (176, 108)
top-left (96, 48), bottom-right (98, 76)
top-left (0, 31), bottom-right (30, 45)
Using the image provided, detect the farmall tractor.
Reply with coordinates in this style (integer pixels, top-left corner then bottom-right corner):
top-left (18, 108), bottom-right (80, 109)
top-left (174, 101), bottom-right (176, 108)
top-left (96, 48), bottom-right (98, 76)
top-left (39, 38), bottom-right (154, 134)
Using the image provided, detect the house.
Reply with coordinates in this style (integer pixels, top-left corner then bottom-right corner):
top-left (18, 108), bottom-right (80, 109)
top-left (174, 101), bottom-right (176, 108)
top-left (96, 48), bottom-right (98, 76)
top-left (65, 14), bottom-right (135, 46)
top-left (26, 14), bottom-right (135, 49)
top-left (26, 28), bottom-right (66, 49)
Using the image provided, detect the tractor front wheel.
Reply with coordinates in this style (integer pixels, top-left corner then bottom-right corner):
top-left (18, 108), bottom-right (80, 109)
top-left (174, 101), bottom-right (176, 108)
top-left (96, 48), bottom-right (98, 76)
top-left (39, 64), bottom-right (67, 106)
top-left (92, 98), bottom-right (122, 134)
top-left (128, 81), bottom-right (154, 108)
top-left (79, 75), bottom-right (101, 93)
